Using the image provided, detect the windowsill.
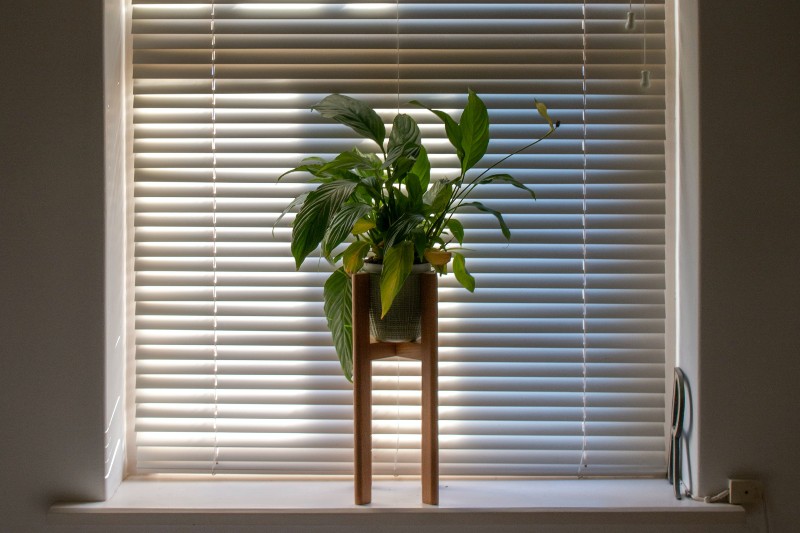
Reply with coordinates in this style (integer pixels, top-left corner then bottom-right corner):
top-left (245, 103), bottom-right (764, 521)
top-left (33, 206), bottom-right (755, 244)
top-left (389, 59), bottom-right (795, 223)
top-left (49, 477), bottom-right (744, 527)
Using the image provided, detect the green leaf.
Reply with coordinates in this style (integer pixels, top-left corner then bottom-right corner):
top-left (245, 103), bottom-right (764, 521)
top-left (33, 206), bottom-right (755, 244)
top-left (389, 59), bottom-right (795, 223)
top-left (411, 230), bottom-right (428, 263)
top-left (452, 252), bottom-right (475, 292)
top-left (323, 268), bottom-right (353, 382)
top-left (385, 212), bottom-right (426, 249)
top-left (384, 114), bottom-right (421, 171)
top-left (410, 100), bottom-right (463, 161)
top-left (277, 157), bottom-right (326, 182)
top-left (409, 145), bottom-right (431, 191)
top-left (427, 180), bottom-right (454, 217)
top-left (379, 241), bottom-right (414, 318)
top-left (272, 191), bottom-right (308, 237)
top-left (322, 202), bottom-right (373, 259)
top-left (479, 173), bottom-right (536, 200)
top-left (342, 240), bottom-right (371, 274)
top-left (456, 201), bottom-right (511, 240)
top-left (446, 218), bottom-right (465, 245)
top-left (459, 90), bottom-right (490, 173)
top-left (405, 172), bottom-right (423, 212)
top-left (319, 147), bottom-right (382, 175)
top-left (353, 176), bottom-right (382, 203)
top-left (312, 94), bottom-right (386, 150)
top-left (291, 180), bottom-right (358, 268)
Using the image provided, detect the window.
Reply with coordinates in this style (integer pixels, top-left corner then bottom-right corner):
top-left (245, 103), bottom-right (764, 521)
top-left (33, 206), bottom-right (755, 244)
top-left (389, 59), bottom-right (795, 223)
top-left (130, 1), bottom-right (668, 478)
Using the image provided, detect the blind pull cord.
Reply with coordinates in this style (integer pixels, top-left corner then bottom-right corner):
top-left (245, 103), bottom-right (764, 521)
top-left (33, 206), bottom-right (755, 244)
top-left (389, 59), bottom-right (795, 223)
top-left (578, 0), bottom-right (589, 478)
top-left (641, 0), bottom-right (651, 88)
top-left (210, 0), bottom-right (220, 476)
top-left (393, 0), bottom-right (402, 479)
top-left (626, 1), bottom-right (636, 30)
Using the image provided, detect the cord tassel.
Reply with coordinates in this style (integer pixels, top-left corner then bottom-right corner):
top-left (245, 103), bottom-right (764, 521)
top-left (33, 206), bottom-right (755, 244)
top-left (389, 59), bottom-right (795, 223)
top-left (641, 69), bottom-right (651, 88)
top-left (625, 11), bottom-right (636, 30)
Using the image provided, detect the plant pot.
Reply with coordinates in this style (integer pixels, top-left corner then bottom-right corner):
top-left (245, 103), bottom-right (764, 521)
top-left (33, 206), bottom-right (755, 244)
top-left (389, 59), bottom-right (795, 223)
top-left (361, 262), bottom-right (432, 342)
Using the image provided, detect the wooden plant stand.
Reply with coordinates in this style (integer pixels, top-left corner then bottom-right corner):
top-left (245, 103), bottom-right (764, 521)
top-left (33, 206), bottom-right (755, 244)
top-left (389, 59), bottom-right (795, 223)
top-left (351, 271), bottom-right (439, 505)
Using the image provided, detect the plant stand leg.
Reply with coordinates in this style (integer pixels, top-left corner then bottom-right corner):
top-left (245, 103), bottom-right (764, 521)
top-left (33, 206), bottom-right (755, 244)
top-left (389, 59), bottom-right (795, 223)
top-left (352, 273), bottom-right (372, 505)
top-left (420, 273), bottom-right (439, 505)
top-left (351, 272), bottom-right (439, 505)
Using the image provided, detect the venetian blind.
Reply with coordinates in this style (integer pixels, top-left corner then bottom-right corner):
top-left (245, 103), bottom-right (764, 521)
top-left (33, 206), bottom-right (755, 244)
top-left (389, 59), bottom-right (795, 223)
top-left (132, 0), bottom-right (668, 477)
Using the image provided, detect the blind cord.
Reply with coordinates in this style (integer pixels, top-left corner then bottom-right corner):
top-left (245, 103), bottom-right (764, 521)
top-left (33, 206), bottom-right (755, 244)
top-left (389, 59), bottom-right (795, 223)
top-left (396, 0), bottom-right (401, 113)
top-left (210, 0), bottom-right (220, 476)
top-left (577, 0), bottom-right (589, 478)
top-left (393, 0), bottom-right (401, 479)
top-left (641, 0), bottom-right (651, 87)
top-left (626, 0), bottom-right (636, 30)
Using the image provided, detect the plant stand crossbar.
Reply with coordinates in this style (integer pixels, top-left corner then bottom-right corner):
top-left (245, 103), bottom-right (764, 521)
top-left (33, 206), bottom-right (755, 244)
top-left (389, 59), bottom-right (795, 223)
top-left (351, 272), bottom-right (439, 505)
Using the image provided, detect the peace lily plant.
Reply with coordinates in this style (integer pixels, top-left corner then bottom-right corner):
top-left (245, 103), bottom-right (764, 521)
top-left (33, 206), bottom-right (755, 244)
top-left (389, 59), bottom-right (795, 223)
top-left (279, 90), bottom-right (557, 381)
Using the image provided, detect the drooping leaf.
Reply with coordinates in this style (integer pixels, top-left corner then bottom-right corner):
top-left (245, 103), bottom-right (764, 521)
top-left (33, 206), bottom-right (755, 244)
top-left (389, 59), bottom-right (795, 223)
top-left (479, 173), bottom-right (536, 200)
top-left (452, 252), bottom-right (475, 292)
top-left (312, 94), bottom-right (386, 150)
top-left (459, 90), bottom-right (490, 172)
top-left (342, 240), bottom-right (371, 274)
top-left (424, 248), bottom-right (452, 267)
top-left (456, 201), bottom-right (511, 240)
top-left (446, 218), bottom-right (465, 245)
top-left (322, 202), bottom-right (373, 259)
top-left (323, 268), bottom-right (353, 382)
top-left (272, 191), bottom-right (309, 237)
top-left (384, 212), bottom-right (426, 249)
top-left (409, 100), bottom-right (463, 161)
top-left (277, 157), bottom-right (326, 182)
top-left (379, 241), bottom-right (414, 318)
top-left (291, 180), bottom-right (358, 268)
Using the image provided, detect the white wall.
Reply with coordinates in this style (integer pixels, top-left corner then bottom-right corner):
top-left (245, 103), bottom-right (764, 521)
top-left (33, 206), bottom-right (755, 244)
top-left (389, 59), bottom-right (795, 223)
top-left (0, 0), bottom-right (108, 527)
top-left (691, 2), bottom-right (800, 532)
top-left (1, 1), bottom-right (798, 531)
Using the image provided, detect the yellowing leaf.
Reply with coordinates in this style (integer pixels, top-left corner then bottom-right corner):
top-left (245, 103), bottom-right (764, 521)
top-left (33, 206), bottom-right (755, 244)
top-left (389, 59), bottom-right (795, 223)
top-left (534, 98), bottom-right (554, 131)
top-left (351, 217), bottom-right (375, 235)
top-left (424, 248), bottom-right (452, 267)
top-left (379, 242), bottom-right (414, 318)
top-left (452, 252), bottom-right (475, 293)
top-left (342, 241), bottom-right (371, 274)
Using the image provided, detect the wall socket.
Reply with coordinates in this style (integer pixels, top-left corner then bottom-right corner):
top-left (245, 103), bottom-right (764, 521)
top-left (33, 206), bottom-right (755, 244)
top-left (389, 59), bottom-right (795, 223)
top-left (728, 479), bottom-right (762, 504)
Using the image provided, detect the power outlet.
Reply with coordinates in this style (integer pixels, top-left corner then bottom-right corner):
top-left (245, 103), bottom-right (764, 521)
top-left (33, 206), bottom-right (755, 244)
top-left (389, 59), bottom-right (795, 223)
top-left (728, 479), bottom-right (762, 504)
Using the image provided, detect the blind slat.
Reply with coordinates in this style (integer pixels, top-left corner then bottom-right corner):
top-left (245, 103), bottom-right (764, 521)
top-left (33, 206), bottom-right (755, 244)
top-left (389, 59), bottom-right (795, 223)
top-left (131, 0), bottom-right (667, 477)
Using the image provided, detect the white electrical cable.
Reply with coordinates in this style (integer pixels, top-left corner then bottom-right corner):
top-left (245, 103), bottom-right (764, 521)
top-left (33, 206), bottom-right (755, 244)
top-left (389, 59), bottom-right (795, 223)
top-left (763, 492), bottom-right (772, 533)
top-left (680, 481), bottom-right (730, 503)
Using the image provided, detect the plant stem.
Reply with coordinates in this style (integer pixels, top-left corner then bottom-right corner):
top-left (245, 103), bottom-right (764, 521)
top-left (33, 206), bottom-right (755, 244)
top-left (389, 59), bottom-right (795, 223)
top-left (435, 126), bottom-right (557, 239)
top-left (458, 127), bottom-right (556, 202)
